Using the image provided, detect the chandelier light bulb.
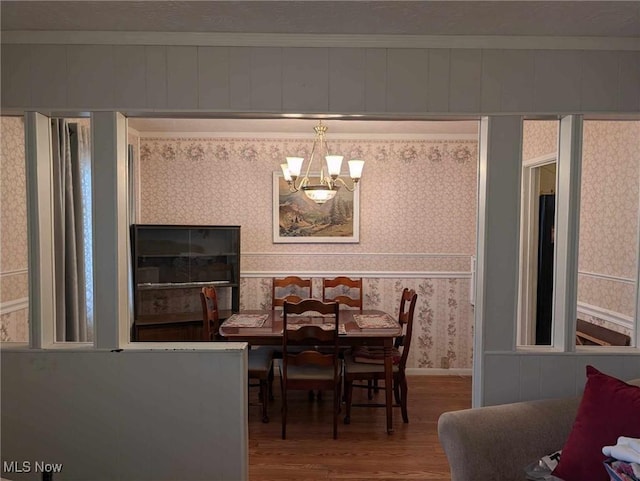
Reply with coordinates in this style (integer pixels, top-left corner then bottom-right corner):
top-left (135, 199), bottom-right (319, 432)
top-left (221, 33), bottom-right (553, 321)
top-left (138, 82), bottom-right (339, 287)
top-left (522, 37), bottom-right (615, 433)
top-left (348, 160), bottom-right (365, 180)
top-left (286, 157), bottom-right (304, 178)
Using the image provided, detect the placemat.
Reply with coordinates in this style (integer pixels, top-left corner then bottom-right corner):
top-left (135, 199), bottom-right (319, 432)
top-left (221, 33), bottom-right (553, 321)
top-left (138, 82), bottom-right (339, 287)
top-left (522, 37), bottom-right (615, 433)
top-left (223, 314), bottom-right (268, 328)
top-left (353, 314), bottom-right (397, 329)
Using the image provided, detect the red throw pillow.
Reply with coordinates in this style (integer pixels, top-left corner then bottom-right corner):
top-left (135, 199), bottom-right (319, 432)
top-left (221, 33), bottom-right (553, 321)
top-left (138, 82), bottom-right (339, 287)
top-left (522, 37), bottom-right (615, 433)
top-left (552, 365), bottom-right (640, 481)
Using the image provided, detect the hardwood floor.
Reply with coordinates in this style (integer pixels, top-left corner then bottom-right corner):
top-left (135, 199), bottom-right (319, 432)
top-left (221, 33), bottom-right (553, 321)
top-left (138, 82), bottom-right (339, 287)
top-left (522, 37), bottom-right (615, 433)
top-left (249, 375), bottom-right (472, 481)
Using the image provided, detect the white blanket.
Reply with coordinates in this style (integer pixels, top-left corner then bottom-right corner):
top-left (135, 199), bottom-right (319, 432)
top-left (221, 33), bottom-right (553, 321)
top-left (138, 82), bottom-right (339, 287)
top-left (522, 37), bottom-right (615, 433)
top-left (603, 437), bottom-right (640, 464)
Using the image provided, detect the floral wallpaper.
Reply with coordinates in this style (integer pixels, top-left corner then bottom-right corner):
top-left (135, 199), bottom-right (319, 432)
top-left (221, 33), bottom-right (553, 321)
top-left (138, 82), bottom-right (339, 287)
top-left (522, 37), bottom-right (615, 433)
top-left (521, 119), bottom-right (639, 339)
top-left (522, 120), bottom-right (558, 162)
top-left (236, 276), bottom-right (473, 369)
top-left (578, 120), bottom-right (640, 308)
top-left (139, 136), bottom-right (479, 268)
top-left (138, 133), bottom-right (478, 369)
top-left (1, 117), bottom-right (28, 342)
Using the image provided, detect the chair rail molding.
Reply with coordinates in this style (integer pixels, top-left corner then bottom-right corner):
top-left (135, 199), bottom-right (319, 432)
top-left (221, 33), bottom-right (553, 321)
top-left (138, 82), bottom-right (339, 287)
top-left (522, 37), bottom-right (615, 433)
top-left (241, 271), bottom-right (472, 279)
top-left (578, 270), bottom-right (635, 285)
top-left (577, 302), bottom-right (634, 331)
top-left (0, 297), bottom-right (28, 316)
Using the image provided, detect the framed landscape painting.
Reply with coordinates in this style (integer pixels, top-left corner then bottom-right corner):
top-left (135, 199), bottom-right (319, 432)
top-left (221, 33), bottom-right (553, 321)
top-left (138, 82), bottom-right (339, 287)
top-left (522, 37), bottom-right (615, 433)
top-left (273, 172), bottom-right (360, 243)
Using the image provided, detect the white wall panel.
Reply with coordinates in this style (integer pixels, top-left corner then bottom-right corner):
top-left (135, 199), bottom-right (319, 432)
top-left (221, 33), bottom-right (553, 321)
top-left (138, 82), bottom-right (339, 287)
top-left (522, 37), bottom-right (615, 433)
top-left (618, 51), bottom-right (640, 112)
top-left (167, 46), bottom-right (198, 109)
top-left (479, 117), bottom-right (522, 352)
top-left (539, 355), bottom-right (579, 399)
top-left (0, 45), bottom-right (31, 108)
top-left (575, 355), bottom-right (640, 385)
top-left (483, 355), bottom-right (520, 406)
top-left (229, 47), bottom-right (251, 111)
top-left (250, 47), bottom-right (282, 112)
top-left (30, 45), bottom-right (67, 108)
top-left (386, 49), bottom-right (428, 113)
top-left (449, 50), bottom-right (482, 113)
top-left (329, 48), bottom-right (365, 113)
top-left (24, 113), bottom-right (56, 348)
top-left (473, 116), bottom-right (523, 406)
top-left (553, 116), bottom-right (582, 351)
top-left (1, 348), bottom-right (248, 481)
top-left (364, 48), bottom-right (387, 113)
top-left (480, 50), bottom-right (502, 113)
top-left (197, 46), bottom-right (229, 110)
top-left (67, 45), bottom-right (115, 109)
top-left (484, 353), bottom-right (640, 405)
top-left (92, 112), bottom-right (129, 349)
top-left (427, 49), bottom-right (450, 113)
top-left (282, 48), bottom-right (329, 112)
top-left (533, 50), bottom-right (582, 112)
top-left (518, 356), bottom-right (541, 400)
top-left (581, 51), bottom-right (620, 112)
top-left (1, 44), bottom-right (639, 115)
top-left (145, 46), bottom-right (167, 109)
top-left (482, 50), bottom-right (535, 113)
top-left (114, 46), bottom-right (147, 109)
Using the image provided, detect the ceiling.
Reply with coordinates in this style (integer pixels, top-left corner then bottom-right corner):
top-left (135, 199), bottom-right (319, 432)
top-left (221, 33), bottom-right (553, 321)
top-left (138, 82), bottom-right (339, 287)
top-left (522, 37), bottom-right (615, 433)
top-left (1, 1), bottom-right (639, 37)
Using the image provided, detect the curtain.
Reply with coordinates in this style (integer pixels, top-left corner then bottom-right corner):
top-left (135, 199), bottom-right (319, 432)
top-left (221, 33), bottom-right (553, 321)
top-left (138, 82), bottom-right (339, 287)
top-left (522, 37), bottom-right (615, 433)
top-left (51, 120), bottom-right (93, 342)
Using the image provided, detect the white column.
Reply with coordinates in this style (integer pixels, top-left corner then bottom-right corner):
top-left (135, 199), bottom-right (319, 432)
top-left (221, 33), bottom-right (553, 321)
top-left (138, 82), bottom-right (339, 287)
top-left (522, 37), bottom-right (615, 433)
top-left (473, 116), bottom-right (523, 407)
top-left (553, 115), bottom-right (583, 352)
top-left (91, 112), bottom-right (130, 349)
top-left (24, 112), bottom-right (55, 348)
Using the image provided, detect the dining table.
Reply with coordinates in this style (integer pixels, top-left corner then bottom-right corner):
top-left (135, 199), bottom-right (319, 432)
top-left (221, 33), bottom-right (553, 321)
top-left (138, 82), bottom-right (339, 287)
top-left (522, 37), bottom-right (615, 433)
top-left (219, 309), bottom-right (402, 434)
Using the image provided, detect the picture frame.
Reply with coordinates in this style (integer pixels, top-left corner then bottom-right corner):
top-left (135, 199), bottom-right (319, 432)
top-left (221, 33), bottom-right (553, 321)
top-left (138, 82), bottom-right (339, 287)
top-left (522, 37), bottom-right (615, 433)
top-left (273, 172), bottom-right (360, 243)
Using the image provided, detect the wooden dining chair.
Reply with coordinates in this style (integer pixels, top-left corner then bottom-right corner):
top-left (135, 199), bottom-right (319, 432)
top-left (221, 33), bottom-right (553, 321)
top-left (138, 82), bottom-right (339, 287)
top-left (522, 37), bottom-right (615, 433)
top-left (343, 288), bottom-right (417, 425)
top-left (272, 276), bottom-right (312, 309)
top-left (201, 286), bottom-right (222, 341)
top-left (322, 276), bottom-right (363, 310)
top-left (281, 299), bottom-right (342, 439)
top-left (200, 287), bottom-right (275, 423)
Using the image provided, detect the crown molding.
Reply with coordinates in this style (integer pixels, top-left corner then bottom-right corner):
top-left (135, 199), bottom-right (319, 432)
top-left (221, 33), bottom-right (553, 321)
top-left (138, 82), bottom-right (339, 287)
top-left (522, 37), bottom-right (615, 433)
top-left (138, 131), bottom-right (479, 141)
top-left (3, 31), bottom-right (639, 51)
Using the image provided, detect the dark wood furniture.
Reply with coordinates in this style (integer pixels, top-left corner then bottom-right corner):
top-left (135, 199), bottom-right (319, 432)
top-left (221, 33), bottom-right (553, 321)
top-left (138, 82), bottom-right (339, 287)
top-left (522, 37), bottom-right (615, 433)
top-left (281, 299), bottom-right (341, 439)
top-left (322, 276), bottom-right (363, 310)
top-left (271, 276), bottom-right (312, 309)
top-left (343, 288), bottom-right (418, 425)
top-left (131, 224), bottom-right (240, 341)
top-left (201, 287), bottom-right (274, 423)
top-left (133, 313), bottom-right (203, 341)
top-left (200, 286), bottom-right (222, 341)
top-left (219, 309), bottom-right (401, 434)
top-left (576, 318), bottom-right (631, 346)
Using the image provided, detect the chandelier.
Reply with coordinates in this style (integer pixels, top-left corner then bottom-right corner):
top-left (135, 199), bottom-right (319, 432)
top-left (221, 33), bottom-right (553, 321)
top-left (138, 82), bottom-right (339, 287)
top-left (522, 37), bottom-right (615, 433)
top-left (280, 120), bottom-right (364, 204)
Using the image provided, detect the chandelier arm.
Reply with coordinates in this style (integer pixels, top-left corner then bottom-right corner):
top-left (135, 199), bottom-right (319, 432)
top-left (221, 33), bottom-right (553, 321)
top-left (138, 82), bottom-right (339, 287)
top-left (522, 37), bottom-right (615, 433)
top-left (334, 177), bottom-right (358, 192)
top-left (301, 138), bottom-right (319, 185)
